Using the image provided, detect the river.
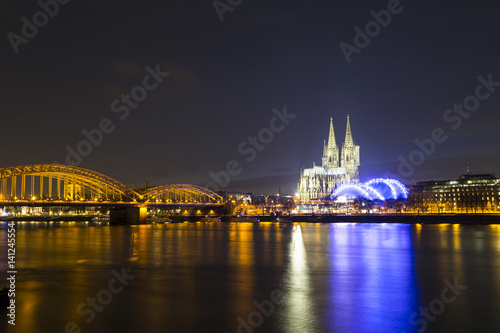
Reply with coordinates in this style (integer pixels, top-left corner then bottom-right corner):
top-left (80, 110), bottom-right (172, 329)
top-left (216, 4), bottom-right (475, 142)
top-left (1, 221), bottom-right (500, 332)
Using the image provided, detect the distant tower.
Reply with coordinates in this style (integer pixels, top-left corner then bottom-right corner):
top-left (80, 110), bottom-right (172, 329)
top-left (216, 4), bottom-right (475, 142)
top-left (321, 117), bottom-right (340, 168)
top-left (297, 115), bottom-right (361, 201)
top-left (340, 115), bottom-right (360, 182)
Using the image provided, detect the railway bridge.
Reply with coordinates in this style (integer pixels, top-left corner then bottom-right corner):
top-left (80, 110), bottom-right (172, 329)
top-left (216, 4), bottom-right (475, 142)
top-left (0, 164), bottom-right (224, 223)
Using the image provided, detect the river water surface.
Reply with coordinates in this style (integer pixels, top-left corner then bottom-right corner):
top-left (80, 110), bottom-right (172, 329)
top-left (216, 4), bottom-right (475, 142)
top-left (1, 221), bottom-right (500, 332)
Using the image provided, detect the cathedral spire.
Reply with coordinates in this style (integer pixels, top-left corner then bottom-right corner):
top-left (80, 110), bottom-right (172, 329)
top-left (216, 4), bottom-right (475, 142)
top-left (344, 114), bottom-right (354, 147)
top-left (327, 117), bottom-right (337, 149)
top-left (322, 116), bottom-right (339, 168)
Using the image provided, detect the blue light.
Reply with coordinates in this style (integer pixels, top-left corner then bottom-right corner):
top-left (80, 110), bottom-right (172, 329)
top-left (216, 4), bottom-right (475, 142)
top-left (331, 178), bottom-right (408, 201)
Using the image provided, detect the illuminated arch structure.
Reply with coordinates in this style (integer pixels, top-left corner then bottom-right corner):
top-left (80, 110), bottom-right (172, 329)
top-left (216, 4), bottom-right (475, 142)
top-left (136, 184), bottom-right (223, 204)
top-left (331, 178), bottom-right (408, 201)
top-left (0, 164), bottom-right (222, 204)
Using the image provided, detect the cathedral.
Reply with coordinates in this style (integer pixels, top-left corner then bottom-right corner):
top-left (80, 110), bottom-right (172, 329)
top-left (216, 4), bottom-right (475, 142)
top-left (297, 115), bottom-right (360, 201)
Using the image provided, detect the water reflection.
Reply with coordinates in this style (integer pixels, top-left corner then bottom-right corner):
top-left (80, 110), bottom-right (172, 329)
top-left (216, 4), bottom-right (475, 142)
top-left (326, 223), bottom-right (419, 332)
top-left (283, 225), bottom-right (314, 332)
top-left (228, 223), bottom-right (255, 319)
top-left (2, 222), bottom-right (500, 332)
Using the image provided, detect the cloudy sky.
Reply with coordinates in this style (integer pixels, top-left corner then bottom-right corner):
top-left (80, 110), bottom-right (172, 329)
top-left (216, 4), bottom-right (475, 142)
top-left (1, 0), bottom-right (499, 194)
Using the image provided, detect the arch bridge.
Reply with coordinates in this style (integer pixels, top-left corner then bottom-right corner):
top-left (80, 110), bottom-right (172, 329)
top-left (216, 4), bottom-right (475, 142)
top-left (0, 164), bottom-right (222, 206)
top-left (136, 184), bottom-right (222, 204)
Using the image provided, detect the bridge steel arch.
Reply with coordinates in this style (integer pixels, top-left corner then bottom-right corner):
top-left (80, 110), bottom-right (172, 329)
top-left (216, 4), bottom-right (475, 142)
top-left (0, 164), bottom-right (138, 201)
top-left (137, 184), bottom-right (223, 204)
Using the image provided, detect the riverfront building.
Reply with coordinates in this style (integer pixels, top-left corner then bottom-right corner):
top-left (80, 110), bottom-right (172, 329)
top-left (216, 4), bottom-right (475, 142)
top-left (297, 116), bottom-right (360, 201)
top-left (407, 173), bottom-right (500, 213)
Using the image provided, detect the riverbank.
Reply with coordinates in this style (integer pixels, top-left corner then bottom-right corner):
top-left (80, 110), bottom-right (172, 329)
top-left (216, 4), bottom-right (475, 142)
top-left (172, 214), bottom-right (500, 224)
top-left (2, 215), bottom-right (94, 222)
top-left (276, 213), bottom-right (500, 224)
top-left (2, 213), bottom-right (500, 224)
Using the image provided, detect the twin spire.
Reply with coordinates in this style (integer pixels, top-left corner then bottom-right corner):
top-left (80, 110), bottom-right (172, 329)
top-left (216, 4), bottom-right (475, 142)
top-left (297, 115), bottom-right (361, 200)
top-left (322, 115), bottom-right (356, 169)
top-left (326, 115), bottom-right (354, 149)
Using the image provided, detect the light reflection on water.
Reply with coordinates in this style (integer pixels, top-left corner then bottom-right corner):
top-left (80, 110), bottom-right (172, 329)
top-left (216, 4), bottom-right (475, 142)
top-left (1, 221), bottom-right (500, 332)
top-left (283, 225), bottom-right (314, 332)
top-left (325, 223), bottom-right (418, 332)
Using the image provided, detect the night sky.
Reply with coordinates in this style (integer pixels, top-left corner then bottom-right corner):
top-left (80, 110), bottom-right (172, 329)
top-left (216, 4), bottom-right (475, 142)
top-left (2, 0), bottom-right (500, 194)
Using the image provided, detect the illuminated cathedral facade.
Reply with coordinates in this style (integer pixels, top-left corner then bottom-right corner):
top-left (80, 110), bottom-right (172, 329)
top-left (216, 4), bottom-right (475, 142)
top-left (297, 115), bottom-right (360, 201)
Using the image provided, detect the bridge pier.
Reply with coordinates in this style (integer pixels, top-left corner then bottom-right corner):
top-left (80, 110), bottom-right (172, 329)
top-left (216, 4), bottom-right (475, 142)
top-left (110, 206), bottom-right (147, 225)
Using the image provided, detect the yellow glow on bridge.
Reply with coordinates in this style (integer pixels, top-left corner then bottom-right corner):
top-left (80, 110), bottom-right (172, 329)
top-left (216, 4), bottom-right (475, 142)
top-left (0, 164), bottom-right (222, 205)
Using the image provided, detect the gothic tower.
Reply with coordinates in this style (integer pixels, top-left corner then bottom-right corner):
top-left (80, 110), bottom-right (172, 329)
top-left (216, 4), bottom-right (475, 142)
top-left (297, 115), bottom-right (360, 202)
top-left (321, 117), bottom-right (340, 168)
top-left (340, 115), bottom-right (360, 182)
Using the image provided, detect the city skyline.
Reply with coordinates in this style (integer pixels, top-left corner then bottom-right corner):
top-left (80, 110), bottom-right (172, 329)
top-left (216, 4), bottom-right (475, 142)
top-left (2, 1), bottom-right (499, 194)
